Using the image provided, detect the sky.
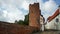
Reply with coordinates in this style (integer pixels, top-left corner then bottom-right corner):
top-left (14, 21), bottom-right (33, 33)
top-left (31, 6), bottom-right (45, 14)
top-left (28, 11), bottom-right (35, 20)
top-left (0, 0), bottom-right (60, 23)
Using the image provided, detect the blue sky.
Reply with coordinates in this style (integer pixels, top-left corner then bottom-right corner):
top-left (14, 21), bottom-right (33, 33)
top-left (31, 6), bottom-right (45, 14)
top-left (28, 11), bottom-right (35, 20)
top-left (0, 0), bottom-right (60, 23)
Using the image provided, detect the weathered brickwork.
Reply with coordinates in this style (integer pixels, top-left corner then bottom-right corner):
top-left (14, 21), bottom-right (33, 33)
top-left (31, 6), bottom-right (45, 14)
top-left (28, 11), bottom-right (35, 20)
top-left (0, 21), bottom-right (35, 34)
top-left (29, 3), bottom-right (41, 30)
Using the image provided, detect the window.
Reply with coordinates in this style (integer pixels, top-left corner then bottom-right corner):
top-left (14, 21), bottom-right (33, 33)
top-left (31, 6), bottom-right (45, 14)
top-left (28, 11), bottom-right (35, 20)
top-left (56, 18), bottom-right (59, 22)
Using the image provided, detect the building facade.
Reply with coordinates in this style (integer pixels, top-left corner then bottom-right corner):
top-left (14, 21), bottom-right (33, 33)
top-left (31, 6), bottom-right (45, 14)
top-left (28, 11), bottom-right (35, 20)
top-left (40, 15), bottom-right (45, 31)
top-left (45, 6), bottom-right (60, 30)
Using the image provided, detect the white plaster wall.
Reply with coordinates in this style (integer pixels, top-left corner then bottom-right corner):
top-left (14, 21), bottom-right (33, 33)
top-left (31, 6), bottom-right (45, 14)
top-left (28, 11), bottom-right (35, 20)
top-left (40, 16), bottom-right (43, 24)
top-left (45, 14), bottom-right (60, 30)
top-left (40, 16), bottom-right (44, 31)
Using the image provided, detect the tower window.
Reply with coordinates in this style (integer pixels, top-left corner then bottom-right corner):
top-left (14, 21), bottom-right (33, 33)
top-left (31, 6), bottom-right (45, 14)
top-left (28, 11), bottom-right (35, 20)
top-left (56, 18), bottom-right (59, 22)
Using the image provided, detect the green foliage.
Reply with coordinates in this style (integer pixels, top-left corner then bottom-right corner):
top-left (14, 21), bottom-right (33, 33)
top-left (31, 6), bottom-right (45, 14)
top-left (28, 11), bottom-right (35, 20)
top-left (15, 14), bottom-right (29, 25)
top-left (18, 20), bottom-right (24, 25)
top-left (24, 14), bottom-right (29, 25)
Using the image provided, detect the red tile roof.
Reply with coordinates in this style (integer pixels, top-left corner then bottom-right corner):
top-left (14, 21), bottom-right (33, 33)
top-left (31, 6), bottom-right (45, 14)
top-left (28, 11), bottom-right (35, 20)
top-left (47, 9), bottom-right (60, 22)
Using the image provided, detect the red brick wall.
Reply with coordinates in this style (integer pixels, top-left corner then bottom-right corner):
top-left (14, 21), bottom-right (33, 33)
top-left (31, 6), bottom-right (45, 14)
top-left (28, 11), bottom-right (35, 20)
top-left (0, 22), bottom-right (35, 34)
top-left (29, 3), bottom-right (41, 30)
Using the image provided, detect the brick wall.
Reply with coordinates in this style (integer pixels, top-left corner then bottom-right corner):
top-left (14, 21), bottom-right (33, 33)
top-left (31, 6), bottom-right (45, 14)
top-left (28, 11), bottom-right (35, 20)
top-left (29, 3), bottom-right (41, 30)
top-left (0, 21), bottom-right (36, 34)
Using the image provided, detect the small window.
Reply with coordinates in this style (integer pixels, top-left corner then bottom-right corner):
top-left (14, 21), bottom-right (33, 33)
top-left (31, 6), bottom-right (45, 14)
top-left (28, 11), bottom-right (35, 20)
top-left (56, 18), bottom-right (59, 22)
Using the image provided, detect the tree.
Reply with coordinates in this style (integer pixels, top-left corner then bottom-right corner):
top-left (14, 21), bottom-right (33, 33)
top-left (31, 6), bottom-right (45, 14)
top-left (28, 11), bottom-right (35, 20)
top-left (24, 14), bottom-right (29, 25)
top-left (17, 20), bottom-right (24, 25)
top-left (15, 14), bottom-right (29, 25)
top-left (15, 20), bottom-right (18, 23)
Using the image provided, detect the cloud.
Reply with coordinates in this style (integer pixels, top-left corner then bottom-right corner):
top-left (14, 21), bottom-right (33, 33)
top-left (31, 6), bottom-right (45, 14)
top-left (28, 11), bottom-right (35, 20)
top-left (26, 0), bottom-right (37, 4)
top-left (43, 0), bottom-right (57, 12)
top-left (21, 1), bottom-right (29, 10)
top-left (0, 0), bottom-right (25, 23)
top-left (40, 0), bottom-right (58, 21)
top-left (0, 0), bottom-right (59, 23)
